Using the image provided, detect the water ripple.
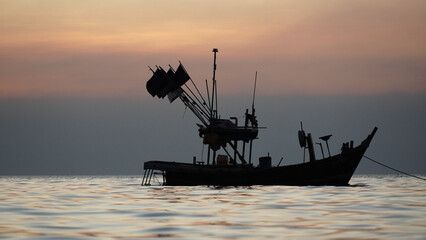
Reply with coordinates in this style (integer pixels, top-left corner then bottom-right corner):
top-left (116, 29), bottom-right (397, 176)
top-left (0, 175), bottom-right (425, 239)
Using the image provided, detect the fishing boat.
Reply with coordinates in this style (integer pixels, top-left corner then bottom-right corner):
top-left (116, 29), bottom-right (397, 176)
top-left (142, 49), bottom-right (377, 186)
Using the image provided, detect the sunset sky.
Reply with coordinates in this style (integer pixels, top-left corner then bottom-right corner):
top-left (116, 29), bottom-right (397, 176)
top-left (1, 0), bottom-right (426, 98)
top-left (1, 1), bottom-right (426, 175)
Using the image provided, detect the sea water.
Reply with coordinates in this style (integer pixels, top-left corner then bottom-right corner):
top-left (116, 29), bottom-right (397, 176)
top-left (1, 175), bottom-right (425, 239)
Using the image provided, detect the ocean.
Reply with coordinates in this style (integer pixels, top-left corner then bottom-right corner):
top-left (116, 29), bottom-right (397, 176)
top-left (1, 175), bottom-right (425, 239)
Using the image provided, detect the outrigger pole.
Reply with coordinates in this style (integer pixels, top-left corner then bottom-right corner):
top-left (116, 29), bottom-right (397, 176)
top-left (146, 48), bottom-right (259, 166)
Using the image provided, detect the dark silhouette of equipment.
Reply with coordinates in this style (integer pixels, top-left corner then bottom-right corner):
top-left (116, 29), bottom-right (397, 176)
top-left (319, 135), bottom-right (332, 157)
top-left (298, 122), bottom-right (315, 162)
top-left (316, 142), bottom-right (325, 159)
top-left (146, 48), bottom-right (259, 166)
top-left (142, 49), bottom-right (379, 186)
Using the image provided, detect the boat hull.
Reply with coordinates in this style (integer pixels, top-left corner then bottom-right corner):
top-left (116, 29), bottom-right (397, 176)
top-left (143, 127), bottom-right (377, 186)
top-left (145, 145), bottom-right (365, 186)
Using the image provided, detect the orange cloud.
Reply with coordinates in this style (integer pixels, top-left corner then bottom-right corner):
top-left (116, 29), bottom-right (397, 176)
top-left (1, 0), bottom-right (425, 98)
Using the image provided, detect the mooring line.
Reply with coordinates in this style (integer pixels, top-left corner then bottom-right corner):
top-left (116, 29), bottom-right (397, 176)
top-left (363, 155), bottom-right (426, 181)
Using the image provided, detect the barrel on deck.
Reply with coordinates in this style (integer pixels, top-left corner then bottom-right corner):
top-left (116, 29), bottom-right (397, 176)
top-left (217, 154), bottom-right (229, 165)
top-left (259, 156), bottom-right (272, 169)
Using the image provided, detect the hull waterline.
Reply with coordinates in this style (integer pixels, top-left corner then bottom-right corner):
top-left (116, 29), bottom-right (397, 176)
top-left (143, 127), bottom-right (376, 186)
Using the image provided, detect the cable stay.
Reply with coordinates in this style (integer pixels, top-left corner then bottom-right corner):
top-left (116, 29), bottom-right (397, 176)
top-left (363, 155), bottom-right (426, 181)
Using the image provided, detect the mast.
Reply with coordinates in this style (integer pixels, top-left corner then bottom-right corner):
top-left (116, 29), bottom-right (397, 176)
top-left (207, 48), bottom-right (218, 165)
top-left (248, 71), bottom-right (258, 164)
top-left (252, 71), bottom-right (257, 111)
top-left (211, 48), bottom-right (218, 119)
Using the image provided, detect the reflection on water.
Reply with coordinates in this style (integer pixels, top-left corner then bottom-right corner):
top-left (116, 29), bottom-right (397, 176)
top-left (0, 175), bottom-right (425, 239)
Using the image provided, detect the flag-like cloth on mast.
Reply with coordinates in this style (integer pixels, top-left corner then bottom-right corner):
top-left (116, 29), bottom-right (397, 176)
top-left (166, 68), bottom-right (180, 103)
top-left (167, 63), bottom-right (191, 102)
top-left (146, 63), bottom-right (191, 101)
top-left (175, 63), bottom-right (190, 86)
top-left (146, 68), bottom-right (168, 98)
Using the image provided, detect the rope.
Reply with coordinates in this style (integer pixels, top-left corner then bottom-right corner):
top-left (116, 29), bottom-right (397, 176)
top-left (363, 155), bottom-right (426, 181)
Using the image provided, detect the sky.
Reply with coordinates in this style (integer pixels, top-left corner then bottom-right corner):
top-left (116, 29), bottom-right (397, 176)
top-left (1, 0), bottom-right (426, 175)
top-left (2, 0), bottom-right (426, 97)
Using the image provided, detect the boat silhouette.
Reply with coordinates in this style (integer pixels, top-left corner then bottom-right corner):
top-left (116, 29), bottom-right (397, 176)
top-left (142, 49), bottom-right (377, 186)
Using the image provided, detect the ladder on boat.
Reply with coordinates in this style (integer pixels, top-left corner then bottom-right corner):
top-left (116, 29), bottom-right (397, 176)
top-left (141, 168), bottom-right (165, 186)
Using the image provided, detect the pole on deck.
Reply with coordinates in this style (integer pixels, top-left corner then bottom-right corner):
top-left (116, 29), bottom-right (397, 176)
top-left (211, 48), bottom-right (218, 119)
top-left (207, 147), bottom-right (211, 165)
